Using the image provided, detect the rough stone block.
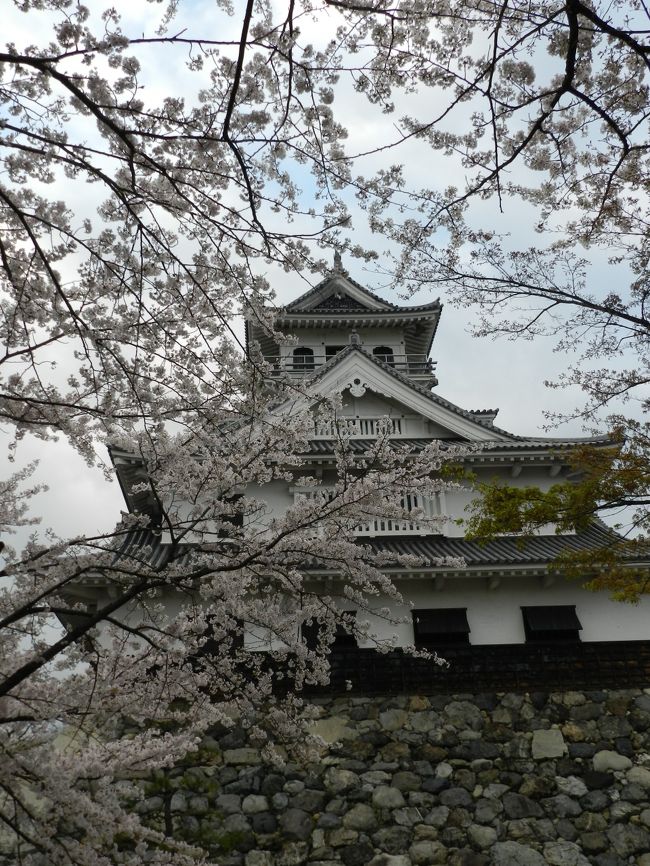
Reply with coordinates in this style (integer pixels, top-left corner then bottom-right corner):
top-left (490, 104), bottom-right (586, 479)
top-left (491, 841), bottom-right (546, 866)
top-left (379, 709), bottom-right (408, 731)
top-left (223, 748), bottom-right (261, 765)
top-left (543, 840), bottom-right (591, 866)
top-left (409, 840), bottom-right (447, 865)
top-left (593, 750), bottom-right (633, 772)
top-left (467, 823), bottom-right (497, 849)
top-left (627, 765), bottom-right (650, 789)
top-left (372, 785), bottom-right (406, 809)
top-left (242, 794), bottom-right (269, 814)
top-left (245, 852), bottom-right (275, 866)
top-left (532, 729), bottom-right (567, 759)
top-left (342, 803), bottom-right (377, 832)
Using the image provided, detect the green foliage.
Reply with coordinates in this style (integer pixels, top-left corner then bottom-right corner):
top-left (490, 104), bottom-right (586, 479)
top-left (464, 429), bottom-right (650, 602)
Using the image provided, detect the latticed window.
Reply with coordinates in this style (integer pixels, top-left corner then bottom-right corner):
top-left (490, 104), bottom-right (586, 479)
top-left (292, 347), bottom-right (314, 370)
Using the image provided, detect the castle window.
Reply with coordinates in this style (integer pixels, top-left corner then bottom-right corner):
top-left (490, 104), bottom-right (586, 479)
top-left (292, 347), bottom-right (315, 370)
top-left (219, 494), bottom-right (243, 536)
top-left (193, 615), bottom-right (244, 665)
top-left (325, 345), bottom-right (345, 360)
top-left (373, 346), bottom-right (395, 366)
top-left (302, 612), bottom-right (357, 650)
top-left (521, 605), bottom-right (582, 643)
top-left (333, 612), bottom-right (358, 649)
top-left (412, 608), bottom-right (470, 647)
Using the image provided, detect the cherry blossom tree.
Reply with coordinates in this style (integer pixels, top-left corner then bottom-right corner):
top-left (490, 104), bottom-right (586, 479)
top-left (0, 2), bottom-right (465, 861)
top-left (0, 6), bottom-right (460, 861)
top-left (3, 0), bottom-right (649, 861)
top-left (2, 418), bottom-right (461, 864)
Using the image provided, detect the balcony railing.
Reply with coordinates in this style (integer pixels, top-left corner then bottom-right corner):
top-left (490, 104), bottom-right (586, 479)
top-left (355, 492), bottom-right (442, 536)
top-left (313, 417), bottom-right (403, 438)
top-left (294, 489), bottom-right (443, 536)
top-left (264, 354), bottom-right (436, 377)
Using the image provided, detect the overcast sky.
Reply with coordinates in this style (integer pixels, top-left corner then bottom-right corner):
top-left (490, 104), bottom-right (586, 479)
top-left (1, 0), bottom-right (635, 553)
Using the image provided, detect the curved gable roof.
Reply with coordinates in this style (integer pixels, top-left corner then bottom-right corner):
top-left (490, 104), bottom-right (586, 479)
top-left (278, 344), bottom-right (517, 442)
top-left (283, 273), bottom-right (442, 316)
top-left (285, 346), bottom-right (610, 450)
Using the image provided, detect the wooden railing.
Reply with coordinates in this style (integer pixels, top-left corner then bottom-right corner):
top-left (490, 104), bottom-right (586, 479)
top-left (265, 354), bottom-right (435, 376)
top-left (313, 417), bottom-right (403, 438)
top-left (355, 492), bottom-right (442, 536)
top-left (294, 489), bottom-right (443, 536)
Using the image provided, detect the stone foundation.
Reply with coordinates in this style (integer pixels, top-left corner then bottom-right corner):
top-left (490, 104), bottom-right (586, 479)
top-left (134, 689), bottom-right (650, 865)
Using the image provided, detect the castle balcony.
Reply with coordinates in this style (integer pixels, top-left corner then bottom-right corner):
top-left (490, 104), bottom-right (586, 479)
top-left (294, 489), bottom-right (445, 536)
top-left (312, 416), bottom-right (406, 438)
top-left (264, 353), bottom-right (437, 383)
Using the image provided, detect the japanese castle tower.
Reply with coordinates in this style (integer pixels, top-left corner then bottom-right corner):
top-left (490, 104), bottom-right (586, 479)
top-left (244, 266), bottom-right (650, 672)
top-left (107, 265), bottom-right (650, 691)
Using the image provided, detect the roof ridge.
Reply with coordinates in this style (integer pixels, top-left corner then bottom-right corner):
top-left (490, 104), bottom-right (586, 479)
top-left (284, 273), bottom-right (442, 314)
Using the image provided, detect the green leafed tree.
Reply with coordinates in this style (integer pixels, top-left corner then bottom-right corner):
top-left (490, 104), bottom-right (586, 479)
top-left (463, 423), bottom-right (650, 601)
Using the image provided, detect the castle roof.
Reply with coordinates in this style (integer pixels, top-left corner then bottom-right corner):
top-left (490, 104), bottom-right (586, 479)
top-left (95, 521), bottom-right (631, 582)
top-left (246, 272), bottom-right (442, 358)
top-left (274, 344), bottom-right (611, 450)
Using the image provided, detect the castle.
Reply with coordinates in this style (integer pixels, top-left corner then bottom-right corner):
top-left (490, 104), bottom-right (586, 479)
top-left (59, 269), bottom-right (650, 866)
top-left (99, 265), bottom-right (650, 693)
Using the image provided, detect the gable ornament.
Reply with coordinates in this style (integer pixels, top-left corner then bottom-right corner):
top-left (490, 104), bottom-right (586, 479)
top-left (346, 377), bottom-right (367, 397)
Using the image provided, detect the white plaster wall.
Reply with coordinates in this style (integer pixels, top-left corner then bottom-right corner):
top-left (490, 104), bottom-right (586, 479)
top-left (336, 391), bottom-right (429, 437)
top-left (355, 577), bottom-right (650, 646)
top-left (98, 573), bottom-right (650, 655)
top-left (244, 480), bottom-right (294, 529)
top-left (280, 326), bottom-right (408, 362)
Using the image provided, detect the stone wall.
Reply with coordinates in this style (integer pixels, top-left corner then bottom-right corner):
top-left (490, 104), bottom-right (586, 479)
top-left (138, 689), bottom-right (650, 866)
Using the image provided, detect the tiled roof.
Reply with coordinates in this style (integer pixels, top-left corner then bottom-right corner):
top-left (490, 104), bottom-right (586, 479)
top-left (111, 527), bottom-right (169, 568)
top-left (111, 527), bottom-right (191, 570)
top-left (477, 438), bottom-right (612, 452)
top-left (102, 522), bottom-right (630, 576)
top-left (362, 523), bottom-right (624, 567)
top-left (284, 273), bottom-right (394, 311)
top-left (284, 273), bottom-right (441, 314)
top-left (303, 436), bottom-right (610, 459)
top-left (306, 438), bottom-right (438, 454)
top-left (300, 346), bottom-right (613, 449)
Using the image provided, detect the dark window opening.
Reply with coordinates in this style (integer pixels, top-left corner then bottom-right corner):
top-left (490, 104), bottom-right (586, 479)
top-left (302, 613), bottom-right (357, 651)
top-left (325, 345), bottom-right (346, 360)
top-left (292, 347), bottom-right (315, 370)
top-left (373, 346), bottom-right (395, 366)
top-left (185, 615), bottom-right (244, 687)
top-left (201, 614), bottom-right (245, 653)
top-left (413, 608), bottom-right (470, 647)
top-left (301, 618), bottom-right (320, 650)
top-left (333, 612), bottom-right (358, 649)
top-left (219, 494), bottom-right (244, 535)
top-left (521, 605), bottom-right (582, 643)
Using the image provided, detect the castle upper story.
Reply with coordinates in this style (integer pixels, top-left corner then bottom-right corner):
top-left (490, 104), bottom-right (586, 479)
top-left (245, 267), bottom-right (442, 389)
